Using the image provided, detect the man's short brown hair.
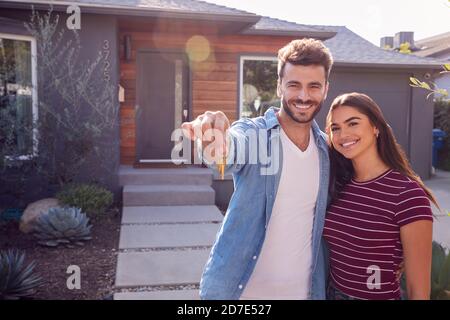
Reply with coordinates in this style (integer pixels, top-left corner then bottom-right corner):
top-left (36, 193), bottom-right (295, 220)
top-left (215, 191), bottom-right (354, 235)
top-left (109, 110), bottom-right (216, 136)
top-left (277, 38), bottom-right (334, 83)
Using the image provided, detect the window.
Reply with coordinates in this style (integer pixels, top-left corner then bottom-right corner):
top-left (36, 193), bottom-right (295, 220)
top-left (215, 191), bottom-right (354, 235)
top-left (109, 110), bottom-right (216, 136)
top-left (0, 33), bottom-right (38, 158)
top-left (239, 56), bottom-right (280, 119)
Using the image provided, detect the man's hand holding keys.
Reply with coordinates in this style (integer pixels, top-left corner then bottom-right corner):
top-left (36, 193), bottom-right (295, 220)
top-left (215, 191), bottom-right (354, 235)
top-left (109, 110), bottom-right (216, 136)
top-left (181, 111), bottom-right (231, 179)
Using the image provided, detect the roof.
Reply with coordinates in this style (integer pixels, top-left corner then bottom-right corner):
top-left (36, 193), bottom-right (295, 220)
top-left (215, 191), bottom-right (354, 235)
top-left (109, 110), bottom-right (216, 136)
top-left (1, 0), bottom-right (256, 16)
top-left (243, 16), bottom-right (336, 39)
top-left (416, 32), bottom-right (450, 48)
top-left (0, 0), bottom-right (259, 23)
top-left (414, 32), bottom-right (450, 59)
top-left (314, 25), bottom-right (444, 69)
top-left (0, 0), bottom-right (444, 68)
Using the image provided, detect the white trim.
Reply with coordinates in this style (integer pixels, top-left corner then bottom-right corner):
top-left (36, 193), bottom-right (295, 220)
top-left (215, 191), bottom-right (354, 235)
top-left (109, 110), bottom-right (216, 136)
top-left (0, 32), bottom-right (38, 159)
top-left (239, 55), bottom-right (277, 118)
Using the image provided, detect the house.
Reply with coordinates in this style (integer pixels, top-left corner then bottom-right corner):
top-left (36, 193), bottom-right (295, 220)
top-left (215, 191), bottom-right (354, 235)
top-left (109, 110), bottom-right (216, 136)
top-left (0, 0), bottom-right (445, 207)
top-left (381, 31), bottom-right (450, 98)
top-left (414, 31), bottom-right (450, 95)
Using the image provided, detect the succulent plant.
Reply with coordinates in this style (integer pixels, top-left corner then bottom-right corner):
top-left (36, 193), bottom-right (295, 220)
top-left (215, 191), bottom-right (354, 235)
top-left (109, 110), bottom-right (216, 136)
top-left (0, 249), bottom-right (44, 300)
top-left (431, 241), bottom-right (450, 300)
top-left (32, 207), bottom-right (93, 247)
top-left (400, 241), bottom-right (450, 300)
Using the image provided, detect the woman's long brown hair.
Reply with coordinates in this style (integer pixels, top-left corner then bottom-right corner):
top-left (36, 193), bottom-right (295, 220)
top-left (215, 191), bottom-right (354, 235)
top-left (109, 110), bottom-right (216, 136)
top-left (326, 92), bottom-right (439, 209)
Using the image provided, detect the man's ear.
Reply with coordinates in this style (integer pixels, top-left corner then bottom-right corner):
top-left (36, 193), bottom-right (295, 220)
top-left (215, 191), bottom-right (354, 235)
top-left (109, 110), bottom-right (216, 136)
top-left (323, 81), bottom-right (330, 101)
top-left (277, 81), bottom-right (282, 98)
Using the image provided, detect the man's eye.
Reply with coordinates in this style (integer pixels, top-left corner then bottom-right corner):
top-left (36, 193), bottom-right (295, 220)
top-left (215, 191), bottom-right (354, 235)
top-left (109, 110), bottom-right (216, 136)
top-left (349, 122), bottom-right (358, 126)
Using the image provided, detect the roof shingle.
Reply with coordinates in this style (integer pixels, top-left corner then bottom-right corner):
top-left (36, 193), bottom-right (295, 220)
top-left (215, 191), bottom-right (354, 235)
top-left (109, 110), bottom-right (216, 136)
top-left (315, 25), bottom-right (444, 68)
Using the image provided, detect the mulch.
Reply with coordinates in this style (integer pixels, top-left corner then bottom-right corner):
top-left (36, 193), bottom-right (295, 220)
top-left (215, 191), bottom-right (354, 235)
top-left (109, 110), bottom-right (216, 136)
top-left (0, 207), bottom-right (121, 300)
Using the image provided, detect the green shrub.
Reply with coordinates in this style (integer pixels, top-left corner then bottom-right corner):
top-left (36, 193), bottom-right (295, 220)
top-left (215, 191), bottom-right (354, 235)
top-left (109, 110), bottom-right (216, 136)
top-left (56, 183), bottom-right (113, 218)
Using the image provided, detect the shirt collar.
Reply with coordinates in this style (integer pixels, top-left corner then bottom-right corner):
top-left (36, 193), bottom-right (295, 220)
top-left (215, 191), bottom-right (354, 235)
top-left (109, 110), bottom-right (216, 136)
top-left (263, 106), bottom-right (328, 149)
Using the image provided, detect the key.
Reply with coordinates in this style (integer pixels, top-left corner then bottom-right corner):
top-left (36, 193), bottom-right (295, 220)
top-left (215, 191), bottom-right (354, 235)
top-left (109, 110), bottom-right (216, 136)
top-left (216, 155), bottom-right (226, 180)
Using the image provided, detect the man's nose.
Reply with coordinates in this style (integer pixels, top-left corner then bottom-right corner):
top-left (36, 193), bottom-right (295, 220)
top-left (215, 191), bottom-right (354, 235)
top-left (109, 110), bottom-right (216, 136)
top-left (297, 88), bottom-right (310, 101)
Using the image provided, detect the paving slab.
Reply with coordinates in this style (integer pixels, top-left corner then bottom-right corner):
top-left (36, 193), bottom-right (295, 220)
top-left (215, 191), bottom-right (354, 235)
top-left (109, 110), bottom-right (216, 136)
top-left (119, 223), bottom-right (221, 249)
top-left (121, 205), bottom-right (223, 224)
top-left (114, 289), bottom-right (200, 300)
top-left (119, 165), bottom-right (213, 186)
top-left (115, 249), bottom-right (210, 288)
top-left (123, 185), bottom-right (215, 206)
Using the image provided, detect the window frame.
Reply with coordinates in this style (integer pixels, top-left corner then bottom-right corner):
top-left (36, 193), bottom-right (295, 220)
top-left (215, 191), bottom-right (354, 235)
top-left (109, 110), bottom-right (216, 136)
top-left (239, 55), bottom-right (278, 119)
top-left (0, 32), bottom-right (38, 160)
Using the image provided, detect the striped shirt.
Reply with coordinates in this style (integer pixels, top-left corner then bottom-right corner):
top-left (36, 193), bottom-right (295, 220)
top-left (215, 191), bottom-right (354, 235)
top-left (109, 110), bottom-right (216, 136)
top-left (323, 169), bottom-right (433, 300)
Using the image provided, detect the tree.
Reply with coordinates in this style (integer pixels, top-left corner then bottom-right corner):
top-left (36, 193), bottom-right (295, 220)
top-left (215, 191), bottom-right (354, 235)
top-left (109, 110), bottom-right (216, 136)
top-left (0, 7), bottom-right (119, 206)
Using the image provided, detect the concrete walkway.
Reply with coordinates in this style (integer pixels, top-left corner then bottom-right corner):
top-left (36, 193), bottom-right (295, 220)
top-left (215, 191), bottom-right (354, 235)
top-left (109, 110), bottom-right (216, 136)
top-left (113, 166), bottom-right (223, 300)
top-left (424, 170), bottom-right (450, 249)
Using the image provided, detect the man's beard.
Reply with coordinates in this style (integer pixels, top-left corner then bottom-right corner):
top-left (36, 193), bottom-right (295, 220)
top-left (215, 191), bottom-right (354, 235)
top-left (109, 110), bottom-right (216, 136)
top-left (281, 97), bottom-right (323, 124)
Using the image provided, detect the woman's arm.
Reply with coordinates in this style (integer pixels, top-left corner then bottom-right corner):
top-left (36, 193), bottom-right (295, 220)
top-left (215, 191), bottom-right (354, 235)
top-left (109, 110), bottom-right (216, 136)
top-left (400, 220), bottom-right (433, 300)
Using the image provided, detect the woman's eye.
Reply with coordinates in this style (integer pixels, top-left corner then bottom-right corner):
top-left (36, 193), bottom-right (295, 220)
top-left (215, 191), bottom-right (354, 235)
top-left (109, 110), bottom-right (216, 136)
top-left (331, 127), bottom-right (340, 132)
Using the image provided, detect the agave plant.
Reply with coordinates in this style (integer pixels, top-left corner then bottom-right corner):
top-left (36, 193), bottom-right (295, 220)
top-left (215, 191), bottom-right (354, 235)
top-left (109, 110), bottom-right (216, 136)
top-left (32, 207), bottom-right (93, 248)
top-left (0, 249), bottom-right (44, 300)
top-left (431, 241), bottom-right (450, 300)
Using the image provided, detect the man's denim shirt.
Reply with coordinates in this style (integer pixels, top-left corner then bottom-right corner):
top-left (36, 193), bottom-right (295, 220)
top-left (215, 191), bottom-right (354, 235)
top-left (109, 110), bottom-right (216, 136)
top-left (199, 107), bottom-right (330, 300)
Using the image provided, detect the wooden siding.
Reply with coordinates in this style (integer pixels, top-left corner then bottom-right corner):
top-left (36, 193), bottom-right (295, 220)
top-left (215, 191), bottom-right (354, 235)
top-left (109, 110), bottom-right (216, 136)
top-left (118, 19), bottom-right (298, 164)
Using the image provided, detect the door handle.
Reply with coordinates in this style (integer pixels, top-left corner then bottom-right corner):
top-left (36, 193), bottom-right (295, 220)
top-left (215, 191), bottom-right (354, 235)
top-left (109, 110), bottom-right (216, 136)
top-left (183, 103), bottom-right (188, 120)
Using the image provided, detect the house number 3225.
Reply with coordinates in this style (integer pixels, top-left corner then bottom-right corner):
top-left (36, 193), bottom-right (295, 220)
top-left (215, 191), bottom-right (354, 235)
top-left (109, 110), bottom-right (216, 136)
top-left (103, 40), bottom-right (111, 82)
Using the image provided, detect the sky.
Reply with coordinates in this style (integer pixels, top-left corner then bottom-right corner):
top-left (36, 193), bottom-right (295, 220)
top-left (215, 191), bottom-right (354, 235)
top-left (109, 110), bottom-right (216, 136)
top-left (205, 0), bottom-right (450, 46)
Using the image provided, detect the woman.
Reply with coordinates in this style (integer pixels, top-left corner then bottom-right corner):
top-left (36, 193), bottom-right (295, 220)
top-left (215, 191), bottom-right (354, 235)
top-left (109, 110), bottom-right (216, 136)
top-left (323, 92), bottom-right (438, 300)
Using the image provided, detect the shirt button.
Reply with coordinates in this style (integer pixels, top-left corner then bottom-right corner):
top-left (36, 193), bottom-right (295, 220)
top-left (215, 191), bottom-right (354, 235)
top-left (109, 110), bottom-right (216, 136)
top-left (238, 285), bottom-right (243, 289)
top-left (253, 256), bottom-right (257, 260)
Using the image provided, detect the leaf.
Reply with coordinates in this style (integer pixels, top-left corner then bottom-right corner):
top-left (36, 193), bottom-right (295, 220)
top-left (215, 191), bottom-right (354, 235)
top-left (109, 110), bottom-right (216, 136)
top-left (420, 82), bottom-right (431, 90)
top-left (409, 77), bottom-right (420, 86)
top-left (444, 64), bottom-right (450, 72)
top-left (436, 88), bottom-right (448, 97)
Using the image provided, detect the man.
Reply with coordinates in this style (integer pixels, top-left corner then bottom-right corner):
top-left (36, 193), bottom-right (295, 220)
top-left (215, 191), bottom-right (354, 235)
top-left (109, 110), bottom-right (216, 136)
top-left (182, 39), bottom-right (333, 299)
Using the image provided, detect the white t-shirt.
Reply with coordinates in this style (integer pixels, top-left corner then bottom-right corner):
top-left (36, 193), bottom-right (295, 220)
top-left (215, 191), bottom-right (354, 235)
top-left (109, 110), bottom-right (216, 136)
top-left (240, 127), bottom-right (320, 300)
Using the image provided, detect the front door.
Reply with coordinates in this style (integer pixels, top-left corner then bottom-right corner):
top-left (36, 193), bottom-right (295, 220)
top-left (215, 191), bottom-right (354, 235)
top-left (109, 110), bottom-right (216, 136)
top-left (136, 51), bottom-right (189, 163)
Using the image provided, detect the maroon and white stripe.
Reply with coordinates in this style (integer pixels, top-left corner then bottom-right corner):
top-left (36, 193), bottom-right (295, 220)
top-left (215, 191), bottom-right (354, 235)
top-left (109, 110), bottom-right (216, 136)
top-left (323, 169), bottom-right (433, 300)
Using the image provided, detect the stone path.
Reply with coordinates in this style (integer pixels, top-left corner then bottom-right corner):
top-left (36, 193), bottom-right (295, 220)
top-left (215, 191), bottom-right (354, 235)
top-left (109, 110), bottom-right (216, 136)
top-left (113, 166), bottom-right (223, 300)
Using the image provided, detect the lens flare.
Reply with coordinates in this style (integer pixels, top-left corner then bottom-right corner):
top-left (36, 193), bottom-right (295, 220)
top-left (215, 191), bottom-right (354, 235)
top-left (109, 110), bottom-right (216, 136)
top-left (185, 35), bottom-right (211, 63)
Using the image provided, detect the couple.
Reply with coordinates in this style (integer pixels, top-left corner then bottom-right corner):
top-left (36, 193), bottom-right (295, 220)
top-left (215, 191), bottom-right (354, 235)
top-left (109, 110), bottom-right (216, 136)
top-left (181, 39), bottom-right (436, 300)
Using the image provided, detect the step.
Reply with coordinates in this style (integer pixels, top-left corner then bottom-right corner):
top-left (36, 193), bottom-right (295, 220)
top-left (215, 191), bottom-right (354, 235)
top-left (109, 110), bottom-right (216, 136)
top-left (119, 223), bottom-right (221, 249)
top-left (119, 165), bottom-right (213, 186)
top-left (121, 206), bottom-right (223, 224)
top-left (123, 185), bottom-right (215, 206)
top-left (114, 289), bottom-right (199, 300)
top-left (115, 249), bottom-right (210, 288)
